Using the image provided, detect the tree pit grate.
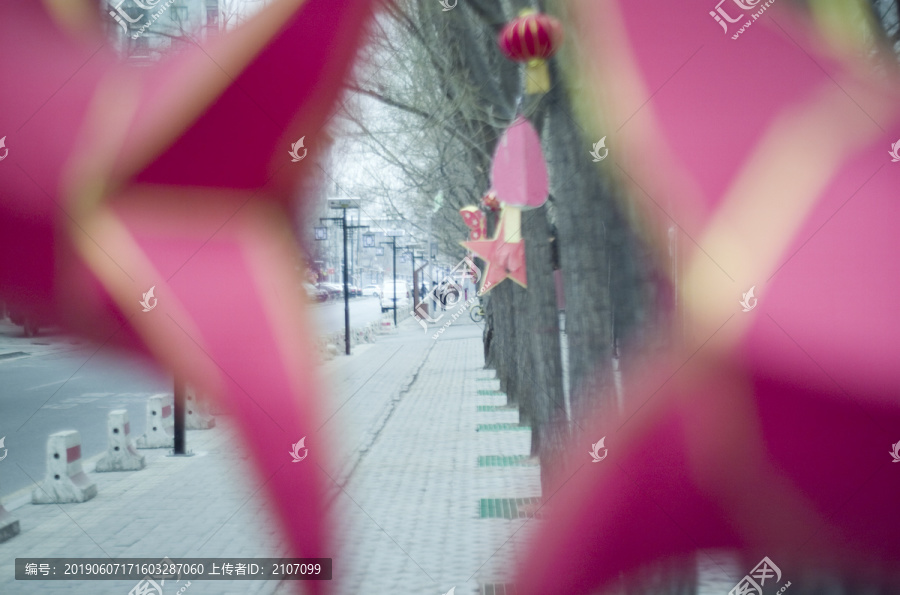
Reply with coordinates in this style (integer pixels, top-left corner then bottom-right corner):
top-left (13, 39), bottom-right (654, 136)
top-left (479, 497), bottom-right (543, 519)
top-left (477, 455), bottom-right (536, 467)
top-left (476, 423), bottom-right (529, 432)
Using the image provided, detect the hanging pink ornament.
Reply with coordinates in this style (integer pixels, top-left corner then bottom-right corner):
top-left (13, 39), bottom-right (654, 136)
top-left (491, 117), bottom-right (549, 209)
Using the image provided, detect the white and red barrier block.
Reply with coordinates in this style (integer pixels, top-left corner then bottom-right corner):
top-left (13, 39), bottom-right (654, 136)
top-left (32, 430), bottom-right (97, 504)
top-left (185, 385), bottom-right (215, 430)
top-left (0, 473), bottom-right (19, 543)
top-left (135, 394), bottom-right (174, 449)
top-left (0, 502), bottom-right (18, 543)
top-left (95, 410), bottom-right (146, 472)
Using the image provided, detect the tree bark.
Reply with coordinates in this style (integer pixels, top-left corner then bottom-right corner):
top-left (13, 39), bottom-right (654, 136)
top-left (542, 80), bottom-right (617, 429)
top-left (520, 206), bottom-right (566, 464)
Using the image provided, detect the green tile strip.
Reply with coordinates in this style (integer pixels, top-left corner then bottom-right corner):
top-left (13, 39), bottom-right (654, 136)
top-left (477, 389), bottom-right (505, 396)
top-left (476, 405), bottom-right (516, 412)
top-left (476, 423), bottom-right (529, 432)
top-left (479, 497), bottom-right (543, 519)
top-left (478, 455), bottom-right (536, 467)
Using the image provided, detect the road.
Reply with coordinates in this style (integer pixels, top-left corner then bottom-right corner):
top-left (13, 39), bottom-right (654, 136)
top-left (307, 295), bottom-right (383, 334)
top-left (0, 296), bottom-right (384, 500)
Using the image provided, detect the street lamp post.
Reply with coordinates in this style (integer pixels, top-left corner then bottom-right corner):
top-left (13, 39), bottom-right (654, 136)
top-left (363, 233), bottom-right (375, 287)
top-left (380, 229), bottom-right (405, 327)
top-left (322, 198), bottom-right (367, 355)
top-left (410, 251), bottom-right (415, 305)
top-left (392, 239), bottom-right (397, 327)
top-left (403, 244), bottom-right (424, 310)
top-left (342, 209), bottom-right (349, 352)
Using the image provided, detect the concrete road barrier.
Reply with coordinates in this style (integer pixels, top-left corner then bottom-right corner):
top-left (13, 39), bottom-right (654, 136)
top-left (352, 322), bottom-right (378, 346)
top-left (95, 410), bottom-right (146, 472)
top-left (32, 430), bottom-right (97, 504)
top-left (0, 472), bottom-right (19, 543)
top-left (135, 394), bottom-right (174, 449)
top-left (185, 385), bottom-right (215, 430)
top-left (0, 503), bottom-right (18, 543)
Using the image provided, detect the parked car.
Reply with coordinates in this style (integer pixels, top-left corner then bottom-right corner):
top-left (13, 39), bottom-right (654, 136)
top-left (380, 280), bottom-right (410, 313)
top-left (317, 283), bottom-right (342, 299)
top-left (302, 283), bottom-right (328, 303)
top-left (348, 285), bottom-right (362, 297)
top-left (362, 284), bottom-right (381, 297)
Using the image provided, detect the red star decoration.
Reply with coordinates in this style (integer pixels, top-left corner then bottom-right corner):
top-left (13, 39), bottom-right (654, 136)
top-left (462, 208), bottom-right (527, 290)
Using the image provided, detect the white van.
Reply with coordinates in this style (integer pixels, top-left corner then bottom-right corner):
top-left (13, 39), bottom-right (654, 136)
top-left (380, 280), bottom-right (410, 313)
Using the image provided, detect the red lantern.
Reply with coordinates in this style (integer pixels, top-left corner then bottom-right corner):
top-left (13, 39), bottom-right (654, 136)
top-left (498, 10), bottom-right (564, 94)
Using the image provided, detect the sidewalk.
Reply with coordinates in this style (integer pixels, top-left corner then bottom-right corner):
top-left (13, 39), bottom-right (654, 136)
top-left (0, 311), bottom-right (542, 594)
top-left (328, 317), bottom-right (541, 595)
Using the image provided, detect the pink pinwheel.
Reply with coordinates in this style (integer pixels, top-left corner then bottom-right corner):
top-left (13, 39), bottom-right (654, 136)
top-left (515, 1), bottom-right (900, 593)
top-left (0, 2), bottom-right (374, 592)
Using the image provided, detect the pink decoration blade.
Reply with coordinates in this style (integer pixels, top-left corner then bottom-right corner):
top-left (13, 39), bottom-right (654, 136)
top-left (491, 117), bottom-right (549, 209)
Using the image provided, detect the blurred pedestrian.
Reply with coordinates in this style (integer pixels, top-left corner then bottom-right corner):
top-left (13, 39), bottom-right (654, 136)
top-left (433, 281), bottom-right (445, 311)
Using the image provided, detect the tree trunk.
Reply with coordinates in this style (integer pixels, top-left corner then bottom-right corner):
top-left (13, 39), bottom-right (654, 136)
top-left (520, 206), bottom-right (566, 466)
top-left (511, 282), bottom-right (533, 428)
top-left (487, 281), bottom-right (514, 398)
top-left (542, 81), bottom-right (617, 431)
